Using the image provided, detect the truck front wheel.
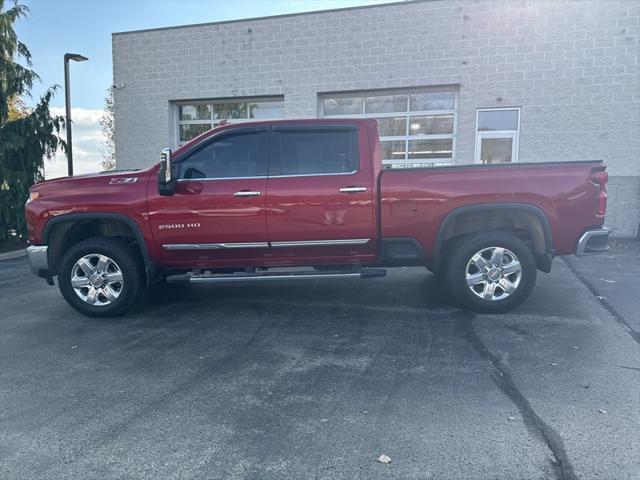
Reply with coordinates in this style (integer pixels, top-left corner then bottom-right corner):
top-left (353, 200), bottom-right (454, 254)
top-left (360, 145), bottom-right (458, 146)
top-left (58, 237), bottom-right (145, 317)
top-left (445, 232), bottom-right (536, 314)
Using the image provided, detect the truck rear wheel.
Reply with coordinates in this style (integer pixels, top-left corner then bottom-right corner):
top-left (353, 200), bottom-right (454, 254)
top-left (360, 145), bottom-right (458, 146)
top-left (445, 232), bottom-right (536, 314)
top-left (58, 237), bottom-right (145, 317)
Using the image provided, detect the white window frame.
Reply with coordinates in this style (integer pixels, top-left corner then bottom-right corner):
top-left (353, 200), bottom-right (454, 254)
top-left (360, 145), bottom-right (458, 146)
top-left (474, 107), bottom-right (521, 164)
top-left (319, 87), bottom-right (458, 167)
top-left (172, 96), bottom-right (285, 147)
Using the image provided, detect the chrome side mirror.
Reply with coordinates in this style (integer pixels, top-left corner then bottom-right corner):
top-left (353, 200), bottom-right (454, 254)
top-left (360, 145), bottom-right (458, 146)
top-left (158, 147), bottom-right (175, 196)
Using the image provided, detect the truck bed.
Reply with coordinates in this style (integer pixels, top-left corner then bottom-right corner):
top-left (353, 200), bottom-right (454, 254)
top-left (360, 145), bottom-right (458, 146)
top-left (380, 160), bottom-right (605, 257)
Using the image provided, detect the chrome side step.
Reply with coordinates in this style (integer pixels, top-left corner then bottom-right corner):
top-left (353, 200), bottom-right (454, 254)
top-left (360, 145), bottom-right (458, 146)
top-left (165, 268), bottom-right (387, 284)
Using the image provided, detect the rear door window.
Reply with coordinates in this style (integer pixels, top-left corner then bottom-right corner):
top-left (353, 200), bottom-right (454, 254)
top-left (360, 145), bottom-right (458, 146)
top-left (270, 127), bottom-right (359, 176)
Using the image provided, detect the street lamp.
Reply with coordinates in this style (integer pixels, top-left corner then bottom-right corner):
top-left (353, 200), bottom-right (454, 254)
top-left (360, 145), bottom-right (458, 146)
top-left (64, 53), bottom-right (89, 176)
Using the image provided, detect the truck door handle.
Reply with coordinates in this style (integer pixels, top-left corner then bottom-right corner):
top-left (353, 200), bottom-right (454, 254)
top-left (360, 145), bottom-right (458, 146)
top-left (339, 186), bottom-right (367, 193)
top-left (234, 190), bottom-right (261, 197)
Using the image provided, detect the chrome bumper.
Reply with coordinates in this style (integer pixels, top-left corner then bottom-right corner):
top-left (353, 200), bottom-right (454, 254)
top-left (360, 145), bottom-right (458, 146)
top-left (575, 227), bottom-right (611, 256)
top-left (26, 245), bottom-right (50, 278)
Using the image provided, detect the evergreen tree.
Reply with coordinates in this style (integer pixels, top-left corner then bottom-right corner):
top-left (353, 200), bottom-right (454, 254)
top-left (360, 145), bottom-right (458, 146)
top-left (0, 0), bottom-right (65, 245)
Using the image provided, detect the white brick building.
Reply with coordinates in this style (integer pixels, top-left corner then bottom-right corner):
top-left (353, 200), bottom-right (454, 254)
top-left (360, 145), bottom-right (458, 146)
top-left (112, 0), bottom-right (640, 237)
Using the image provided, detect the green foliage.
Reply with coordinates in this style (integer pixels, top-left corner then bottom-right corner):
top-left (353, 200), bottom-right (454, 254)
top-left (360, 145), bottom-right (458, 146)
top-left (0, 0), bottom-right (65, 244)
top-left (0, 0), bottom-right (37, 122)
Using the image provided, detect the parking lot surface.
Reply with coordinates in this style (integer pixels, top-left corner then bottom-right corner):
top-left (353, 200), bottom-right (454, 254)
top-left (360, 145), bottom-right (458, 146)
top-left (1, 242), bottom-right (639, 480)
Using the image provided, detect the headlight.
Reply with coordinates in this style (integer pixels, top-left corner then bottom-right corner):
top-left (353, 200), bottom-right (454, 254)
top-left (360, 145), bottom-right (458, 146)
top-left (27, 191), bottom-right (40, 203)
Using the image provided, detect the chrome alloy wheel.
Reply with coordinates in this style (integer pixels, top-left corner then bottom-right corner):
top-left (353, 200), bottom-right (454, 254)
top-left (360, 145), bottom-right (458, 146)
top-left (465, 247), bottom-right (522, 301)
top-left (70, 254), bottom-right (124, 306)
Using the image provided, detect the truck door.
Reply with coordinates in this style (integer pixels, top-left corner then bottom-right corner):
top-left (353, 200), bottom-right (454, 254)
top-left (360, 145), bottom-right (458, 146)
top-left (147, 127), bottom-right (270, 268)
top-left (265, 124), bottom-right (376, 264)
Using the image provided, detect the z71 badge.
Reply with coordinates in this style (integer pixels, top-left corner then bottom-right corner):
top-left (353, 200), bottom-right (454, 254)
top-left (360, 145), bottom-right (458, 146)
top-left (109, 177), bottom-right (138, 184)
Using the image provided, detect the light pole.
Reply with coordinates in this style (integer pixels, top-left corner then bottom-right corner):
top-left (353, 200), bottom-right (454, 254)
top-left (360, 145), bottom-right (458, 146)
top-left (64, 53), bottom-right (88, 176)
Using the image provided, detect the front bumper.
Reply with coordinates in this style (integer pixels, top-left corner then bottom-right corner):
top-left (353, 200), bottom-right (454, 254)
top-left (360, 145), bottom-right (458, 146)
top-left (26, 245), bottom-right (52, 283)
top-left (575, 227), bottom-right (611, 256)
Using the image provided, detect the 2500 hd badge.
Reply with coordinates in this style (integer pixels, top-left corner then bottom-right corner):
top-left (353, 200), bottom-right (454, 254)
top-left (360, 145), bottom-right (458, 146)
top-left (158, 223), bottom-right (201, 230)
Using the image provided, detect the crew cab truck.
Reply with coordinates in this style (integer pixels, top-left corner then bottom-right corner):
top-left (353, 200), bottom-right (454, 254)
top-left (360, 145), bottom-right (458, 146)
top-left (24, 119), bottom-right (610, 317)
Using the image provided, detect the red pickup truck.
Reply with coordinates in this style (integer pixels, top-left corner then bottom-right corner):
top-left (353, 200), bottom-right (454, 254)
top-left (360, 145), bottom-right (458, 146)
top-left (25, 119), bottom-right (610, 317)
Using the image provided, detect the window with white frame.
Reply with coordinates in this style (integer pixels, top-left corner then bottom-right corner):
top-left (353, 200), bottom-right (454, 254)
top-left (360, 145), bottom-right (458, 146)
top-left (320, 88), bottom-right (457, 167)
top-left (175, 97), bottom-right (285, 145)
top-left (475, 108), bottom-right (520, 164)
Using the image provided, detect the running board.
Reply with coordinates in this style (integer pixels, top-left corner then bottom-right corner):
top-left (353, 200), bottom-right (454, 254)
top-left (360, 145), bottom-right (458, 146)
top-left (165, 268), bottom-right (387, 284)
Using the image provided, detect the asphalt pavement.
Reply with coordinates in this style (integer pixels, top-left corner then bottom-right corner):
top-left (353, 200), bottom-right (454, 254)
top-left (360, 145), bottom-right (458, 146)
top-left (1, 242), bottom-right (638, 480)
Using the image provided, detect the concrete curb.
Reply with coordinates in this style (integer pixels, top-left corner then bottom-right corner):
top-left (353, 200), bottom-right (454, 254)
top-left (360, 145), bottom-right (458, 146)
top-left (0, 249), bottom-right (27, 261)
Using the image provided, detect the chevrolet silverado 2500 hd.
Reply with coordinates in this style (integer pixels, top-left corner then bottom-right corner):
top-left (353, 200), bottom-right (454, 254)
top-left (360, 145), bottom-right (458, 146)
top-left (24, 119), bottom-right (610, 317)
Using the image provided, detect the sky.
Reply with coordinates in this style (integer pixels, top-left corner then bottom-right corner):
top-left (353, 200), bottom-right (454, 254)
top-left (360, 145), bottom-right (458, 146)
top-left (14, 0), bottom-right (397, 178)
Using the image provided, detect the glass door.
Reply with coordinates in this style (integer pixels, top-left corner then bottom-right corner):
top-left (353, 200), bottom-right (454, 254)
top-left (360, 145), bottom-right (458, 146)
top-left (474, 108), bottom-right (520, 164)
top-left (475, 132), bottom-right (518, 164)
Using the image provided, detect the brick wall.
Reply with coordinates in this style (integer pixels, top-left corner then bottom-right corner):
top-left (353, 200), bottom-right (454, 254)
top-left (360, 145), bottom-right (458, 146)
top-left (113, 0), bottom-right (640, 237)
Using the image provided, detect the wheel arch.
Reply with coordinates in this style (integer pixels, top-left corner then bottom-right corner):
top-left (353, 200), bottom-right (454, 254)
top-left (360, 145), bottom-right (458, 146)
top-left (42, 213), bottom-right (152, 277)
top-left (432, 203), bottom-right (554, 273)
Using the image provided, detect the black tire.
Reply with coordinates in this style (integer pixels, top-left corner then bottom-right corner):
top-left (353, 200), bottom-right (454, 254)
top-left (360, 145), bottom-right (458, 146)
top-left (58, 237), bottom-right (145, 317)
top-left (445, 231), bottom-right (537, 314)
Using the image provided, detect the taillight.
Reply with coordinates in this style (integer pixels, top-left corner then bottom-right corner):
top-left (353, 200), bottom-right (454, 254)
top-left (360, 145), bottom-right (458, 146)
top-left (591, 170), bottom-right (608, 186)
top-left (591, 169), bottom-right (608, 218)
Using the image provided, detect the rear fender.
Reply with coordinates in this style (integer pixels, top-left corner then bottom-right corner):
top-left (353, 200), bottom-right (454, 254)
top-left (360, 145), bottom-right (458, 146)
top-left (432, 203), bottom-right (554, 273)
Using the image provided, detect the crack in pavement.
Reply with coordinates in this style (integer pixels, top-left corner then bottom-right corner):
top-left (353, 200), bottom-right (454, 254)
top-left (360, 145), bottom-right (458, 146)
top-left (562, 257), bottom-right (640, 346)
top-left (458, 312), bottom-right (579, 480)
top-left (615, 364), bottom-right (640, 373)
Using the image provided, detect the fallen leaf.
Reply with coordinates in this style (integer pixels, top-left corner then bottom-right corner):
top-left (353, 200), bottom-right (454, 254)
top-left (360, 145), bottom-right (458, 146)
top-left (378, 454), bottom-right (391, 464)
